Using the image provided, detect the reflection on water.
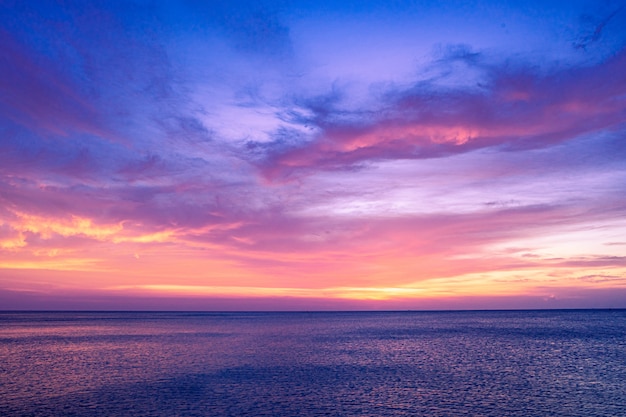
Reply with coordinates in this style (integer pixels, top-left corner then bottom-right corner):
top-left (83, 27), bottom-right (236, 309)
top-left (1, 310), bottom-right (625, 416)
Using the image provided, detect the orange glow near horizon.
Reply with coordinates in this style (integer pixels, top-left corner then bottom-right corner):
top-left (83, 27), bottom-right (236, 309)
top-left (2, 205), bottom-right (625, 309)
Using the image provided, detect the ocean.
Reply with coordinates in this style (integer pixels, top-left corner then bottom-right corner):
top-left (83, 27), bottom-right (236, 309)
top-left (1, 310), bottom-right (625, 416)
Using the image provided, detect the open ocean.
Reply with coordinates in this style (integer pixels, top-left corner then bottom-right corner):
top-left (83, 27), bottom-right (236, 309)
top-left (1, 310), bottom-right (625, 416)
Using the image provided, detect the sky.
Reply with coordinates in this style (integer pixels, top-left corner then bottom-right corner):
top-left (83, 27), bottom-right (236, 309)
top-left (1, 0), bottom-right (626, 310)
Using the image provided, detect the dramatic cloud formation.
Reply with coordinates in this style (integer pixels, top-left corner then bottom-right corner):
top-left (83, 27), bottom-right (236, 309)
top-left (258, 45), bottom-right (626, 179)
top-left (1, 0), bottom-right (625, 309)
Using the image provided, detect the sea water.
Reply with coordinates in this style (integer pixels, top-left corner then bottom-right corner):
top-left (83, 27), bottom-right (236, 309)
top-left (1, 310), bottom-right (625, 416)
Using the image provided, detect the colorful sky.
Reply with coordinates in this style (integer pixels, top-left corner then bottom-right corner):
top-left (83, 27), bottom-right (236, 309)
top-left (1, 0), bottom-right (626, 310)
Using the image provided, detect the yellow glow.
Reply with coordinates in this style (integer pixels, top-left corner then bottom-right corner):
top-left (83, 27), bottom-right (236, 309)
top-left (112, 230), bottom-right (175, 244)
top-left (5, 211), bottom-right (123, 240)
top-left (108, 284), bottom-right (314, 297)
top-left (104, 278), bottom-right (528, 300)
top-left (0, 258), bottom-right (102, 271)
top-left (0, 237), bottom-right (27, 250)
top-left (106, 283), bottom-right (433, 300)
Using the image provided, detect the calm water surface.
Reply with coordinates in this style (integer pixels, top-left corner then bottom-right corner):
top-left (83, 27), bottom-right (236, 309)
top-left (1, 310), bottom-right (625, 416)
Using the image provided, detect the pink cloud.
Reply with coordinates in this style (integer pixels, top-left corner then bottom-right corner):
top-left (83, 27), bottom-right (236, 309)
top-left (260, 47), bottom-right (626, 180)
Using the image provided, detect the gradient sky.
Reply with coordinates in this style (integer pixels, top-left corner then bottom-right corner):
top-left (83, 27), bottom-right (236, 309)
top-left (1, 0), bottom-right (626, 310)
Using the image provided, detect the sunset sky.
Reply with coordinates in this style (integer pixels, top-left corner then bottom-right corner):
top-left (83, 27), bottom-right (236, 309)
top-left (1, 0), bottom-right (626, 310)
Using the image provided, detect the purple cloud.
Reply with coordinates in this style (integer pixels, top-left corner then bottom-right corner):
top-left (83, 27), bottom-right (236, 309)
top-left (258, 46), bottom-right (626, 179)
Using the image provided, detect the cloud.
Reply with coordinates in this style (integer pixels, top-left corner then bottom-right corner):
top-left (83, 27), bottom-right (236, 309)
top-left (257, 45), bottom-right (626, 180)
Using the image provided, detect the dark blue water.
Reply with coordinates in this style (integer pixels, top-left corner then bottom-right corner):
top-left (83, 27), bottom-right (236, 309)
top-left (1, 310), bottom-right (625, 416)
